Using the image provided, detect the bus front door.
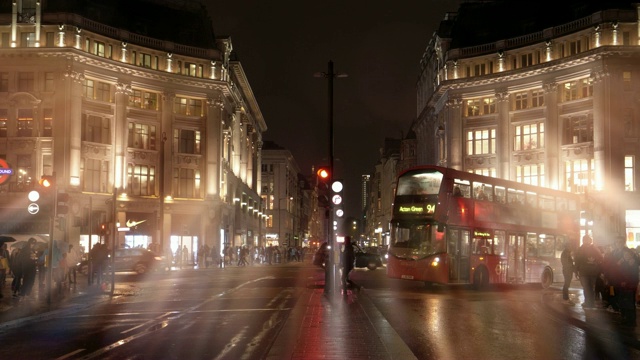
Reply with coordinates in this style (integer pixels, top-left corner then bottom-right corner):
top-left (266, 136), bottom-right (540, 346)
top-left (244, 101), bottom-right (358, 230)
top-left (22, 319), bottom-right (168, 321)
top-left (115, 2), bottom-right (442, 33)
top-left (447, 228), bottom-right (470, 283)
top-left (507, 233), bottom-right (525, 283)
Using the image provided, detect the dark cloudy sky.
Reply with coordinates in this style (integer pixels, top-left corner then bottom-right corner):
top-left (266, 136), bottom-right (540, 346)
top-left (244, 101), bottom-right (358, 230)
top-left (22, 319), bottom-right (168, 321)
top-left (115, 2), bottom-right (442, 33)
top-left (205, 0), bottom-right (462, 216)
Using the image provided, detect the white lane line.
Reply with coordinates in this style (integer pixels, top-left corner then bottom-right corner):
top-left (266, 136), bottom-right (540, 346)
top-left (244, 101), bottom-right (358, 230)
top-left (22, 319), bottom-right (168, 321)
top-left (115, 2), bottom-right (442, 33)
top-left (77, 276), bottom-right (275, 359)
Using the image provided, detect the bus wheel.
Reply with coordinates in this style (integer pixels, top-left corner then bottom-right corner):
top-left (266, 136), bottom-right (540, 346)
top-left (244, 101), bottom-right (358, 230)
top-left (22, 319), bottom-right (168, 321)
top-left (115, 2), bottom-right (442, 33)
top-left (541, 268), bottom-right (553, 289)
top-left (473, 267), bottom-right (489, 290)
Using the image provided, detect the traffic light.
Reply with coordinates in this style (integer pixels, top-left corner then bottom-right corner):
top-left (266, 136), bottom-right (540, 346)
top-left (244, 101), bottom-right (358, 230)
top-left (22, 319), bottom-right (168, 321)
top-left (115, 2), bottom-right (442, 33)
top-left (39, 175), bottom-right (55, 188)
top-left (27, 175), bottom-right (55, 215)
top-left (316, 166), bottom-right (330, 182)
top-left (57, 192), bottom-right (69, 215)
top-left (331, 179), bottom-right (344, 218)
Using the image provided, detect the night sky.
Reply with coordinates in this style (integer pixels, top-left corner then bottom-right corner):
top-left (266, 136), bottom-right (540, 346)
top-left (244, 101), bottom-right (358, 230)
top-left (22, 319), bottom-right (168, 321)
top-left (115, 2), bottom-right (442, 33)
top-left (205, 0), bottom-right (462, 217)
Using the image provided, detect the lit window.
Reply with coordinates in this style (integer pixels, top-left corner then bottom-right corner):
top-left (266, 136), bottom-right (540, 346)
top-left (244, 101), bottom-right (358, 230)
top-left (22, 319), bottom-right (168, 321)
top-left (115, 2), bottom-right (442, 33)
top-left (561, 78), bottom-right (592, 102)
top-left (94, 41), bottom-right (105, 57)
top-left (516, 164), bottom-right (545, 186)
top-left (128, 122), bottom-right (156, 150)
top-left (129, 89), bottom-right (159, 110)
top-left (127, 163), bottom-right (156, 196)
top-left (514, 122), bottom-right (544, 150)
top-left (174, 97), bottom-right (203, 116)
top-left (563, 114), bottom-right (593, 145)
top-left (82, 114), bottom-right (111, 144)
top-left (173, 167), bottom-right (201, 199)
top-left (624, 71), bottom-right (632, 91)
top-left (465, 97), bottom-right (496, 117)
top-left (17, 108), bottom-right (34, 137)
top-left (469, 168), bottom-right (496, 178)
top-left (466, 129), bottom-right (496, 155)
top-left (565, 159), bottom-right (594, 193)
top-left (625, 156), bottom-right (635, 192)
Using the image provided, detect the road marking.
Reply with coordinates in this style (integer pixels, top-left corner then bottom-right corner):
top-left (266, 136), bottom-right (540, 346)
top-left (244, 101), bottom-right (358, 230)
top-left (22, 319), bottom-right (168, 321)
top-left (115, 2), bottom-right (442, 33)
top-left (76, 276), bottom-right (275, 359)
top-left (55, 348), bottom-right (85, 360)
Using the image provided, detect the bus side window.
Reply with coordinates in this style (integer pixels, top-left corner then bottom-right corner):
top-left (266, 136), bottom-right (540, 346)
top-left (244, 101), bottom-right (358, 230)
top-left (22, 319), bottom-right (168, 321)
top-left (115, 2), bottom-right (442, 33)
top-left (526, 234), bottom-right (538, 257)
top-left (495, 187), bottom-right (506, 204)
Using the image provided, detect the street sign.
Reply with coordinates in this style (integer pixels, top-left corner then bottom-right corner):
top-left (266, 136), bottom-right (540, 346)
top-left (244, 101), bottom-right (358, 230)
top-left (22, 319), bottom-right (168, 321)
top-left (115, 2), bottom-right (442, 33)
top-left (28, 203), bottom-right (39, 215)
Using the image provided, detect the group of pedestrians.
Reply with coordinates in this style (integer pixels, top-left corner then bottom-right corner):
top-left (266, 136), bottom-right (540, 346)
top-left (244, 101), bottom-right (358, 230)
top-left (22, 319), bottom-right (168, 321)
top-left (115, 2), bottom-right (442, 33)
top-left (562, 234), bottom-right (639, 327)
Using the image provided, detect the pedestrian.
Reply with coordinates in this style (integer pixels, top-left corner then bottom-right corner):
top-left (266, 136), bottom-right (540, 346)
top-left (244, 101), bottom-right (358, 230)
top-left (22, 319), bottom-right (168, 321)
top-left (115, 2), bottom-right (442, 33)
top-left (574, 235), bottom-right (603, 309)
top-left (616, 237), bottom-right (639, 327)
top-left (0, 243), bottom-right (9, 298)
top-left (89, 243), bottom-right (108, 286)
top-left (210, 245), bottom-right (221, 268)
top-left (202, 243), bottom-right (210, 268)
top-left (66, 244), bottom-right (80, 284)
top-left (58, 251), bottom-right (69, 292)
top-left (560, 241), bottom-right (575, 303)
top-left (603, 237), bottom-right (626, 313)
top-left (341, 236), bottom-right (361, 295)
top-left (314, 242), bottom-right (329, 269)
top-left (18, 238), bottom-right (39, 299)
top-left (182, 245), bottom-right (189, 266)
top-left (238, 246), bottom-right (247, 266)
top-left (10, 246), bottom-right (23, 297)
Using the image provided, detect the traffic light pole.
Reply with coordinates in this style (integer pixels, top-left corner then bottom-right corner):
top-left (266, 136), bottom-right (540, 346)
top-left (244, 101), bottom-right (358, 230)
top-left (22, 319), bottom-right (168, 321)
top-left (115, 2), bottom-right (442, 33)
top-left (327, 60), bottom-right (338, 298)
top-left (46, 172), bottom-right (57, 305)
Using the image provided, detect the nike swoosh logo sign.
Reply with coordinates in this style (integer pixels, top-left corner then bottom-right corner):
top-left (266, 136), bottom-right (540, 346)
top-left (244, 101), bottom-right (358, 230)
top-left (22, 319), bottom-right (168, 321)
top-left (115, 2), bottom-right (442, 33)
top-left (126, 219), bottom-right (147, 227)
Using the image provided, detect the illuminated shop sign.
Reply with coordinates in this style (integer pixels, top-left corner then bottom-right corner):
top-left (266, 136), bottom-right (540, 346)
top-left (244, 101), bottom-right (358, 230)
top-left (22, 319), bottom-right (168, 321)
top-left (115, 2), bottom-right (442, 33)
top-left (0, 158), bottom-right (12, 185)
top-left (398, 203), bottom-right (436, 214)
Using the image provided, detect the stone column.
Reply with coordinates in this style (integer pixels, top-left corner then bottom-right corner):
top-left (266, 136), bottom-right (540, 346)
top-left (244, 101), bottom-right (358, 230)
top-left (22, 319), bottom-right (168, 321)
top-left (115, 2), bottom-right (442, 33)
top-left (114, 82), bottom-right (131, 190)
top-left (206, 96), bottom-right (224, 198)
top-left (496, 90), bottom-right (510, 179)
top-left (592, 70), bottom-right (609, 191)
top-left (160, 92), bottom-right (175, 251)
top-left (64, 69), bottom-right (84, 186)
top-left (543, 81), bottom-right (559, 189)
top-left (446, 96), bottom-right (463, 170)
top-left (232, 106), bottom-right (242, 176)
top-left (240, 116), bottom-right (248, 183)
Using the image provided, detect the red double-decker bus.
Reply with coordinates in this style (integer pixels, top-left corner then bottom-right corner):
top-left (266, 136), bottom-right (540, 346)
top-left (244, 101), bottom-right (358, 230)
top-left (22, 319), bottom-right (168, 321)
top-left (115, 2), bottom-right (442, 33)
top-left (386, 165), bottom-right (581, 289)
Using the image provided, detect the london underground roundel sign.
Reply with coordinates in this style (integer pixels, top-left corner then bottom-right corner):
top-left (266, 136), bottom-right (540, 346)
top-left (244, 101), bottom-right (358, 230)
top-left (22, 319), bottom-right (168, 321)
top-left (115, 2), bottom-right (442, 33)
top-left (0, 158), bottom-right (12, 185)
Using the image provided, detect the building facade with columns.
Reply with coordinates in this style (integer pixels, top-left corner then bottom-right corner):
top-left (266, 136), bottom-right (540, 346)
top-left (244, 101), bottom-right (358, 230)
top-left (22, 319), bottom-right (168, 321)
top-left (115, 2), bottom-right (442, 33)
top-left (414, 1), bottom-right (640, 246)
top-left (0, 1), bottom-right (266, 261)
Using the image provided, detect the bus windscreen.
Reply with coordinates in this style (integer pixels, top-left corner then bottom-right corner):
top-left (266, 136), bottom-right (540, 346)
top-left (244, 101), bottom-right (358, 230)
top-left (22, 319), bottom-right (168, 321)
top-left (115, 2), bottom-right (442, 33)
top-left (396, 171), bottom-right (443, 196)
top-left (389, 224), bottom-right (444, 260)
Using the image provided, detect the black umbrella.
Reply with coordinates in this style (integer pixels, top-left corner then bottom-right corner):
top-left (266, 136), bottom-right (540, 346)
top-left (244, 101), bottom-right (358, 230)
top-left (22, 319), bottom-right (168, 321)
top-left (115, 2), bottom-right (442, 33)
top-left (0, 236), bottom-right (16, 245)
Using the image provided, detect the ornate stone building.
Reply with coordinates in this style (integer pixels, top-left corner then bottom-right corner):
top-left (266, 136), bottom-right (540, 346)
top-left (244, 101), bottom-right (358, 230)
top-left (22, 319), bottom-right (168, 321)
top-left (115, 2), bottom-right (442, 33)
top-left (0, 0), bottom-right (267, 259)
top-left (414, 1), bottom-right (640, 245)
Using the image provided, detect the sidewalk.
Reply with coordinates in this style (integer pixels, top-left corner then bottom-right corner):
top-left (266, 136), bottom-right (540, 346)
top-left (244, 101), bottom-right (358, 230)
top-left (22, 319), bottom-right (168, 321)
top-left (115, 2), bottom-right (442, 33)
top-left (266, 270), bottom-right (416, 360)
top-left (543, 280), bottom-right (640, 349)
top-left (0, 273), bottom-right (130, 331)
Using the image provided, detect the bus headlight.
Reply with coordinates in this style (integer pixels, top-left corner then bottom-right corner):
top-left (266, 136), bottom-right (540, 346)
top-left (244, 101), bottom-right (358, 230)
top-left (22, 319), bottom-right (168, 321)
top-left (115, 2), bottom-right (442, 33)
top-left (430, 257), bottom-right (440, 267)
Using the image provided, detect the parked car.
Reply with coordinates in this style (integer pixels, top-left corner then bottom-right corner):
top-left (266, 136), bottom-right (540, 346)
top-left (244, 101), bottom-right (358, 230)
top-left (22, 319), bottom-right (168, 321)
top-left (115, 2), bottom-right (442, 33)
top-left (80, 248), bottom-right (167, 275)
top-left (353, 244), bottom-right (383, 270)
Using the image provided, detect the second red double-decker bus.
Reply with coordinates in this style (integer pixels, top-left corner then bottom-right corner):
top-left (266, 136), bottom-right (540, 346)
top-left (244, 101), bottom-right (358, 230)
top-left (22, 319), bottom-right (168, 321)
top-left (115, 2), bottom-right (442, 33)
top-left (386, 165), bottom-right (581, 289)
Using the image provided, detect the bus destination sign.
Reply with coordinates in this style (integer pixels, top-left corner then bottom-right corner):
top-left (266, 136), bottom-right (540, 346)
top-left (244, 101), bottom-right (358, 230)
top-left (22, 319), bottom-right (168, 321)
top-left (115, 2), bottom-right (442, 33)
top-left (398, 203), bottom-right (436, 215)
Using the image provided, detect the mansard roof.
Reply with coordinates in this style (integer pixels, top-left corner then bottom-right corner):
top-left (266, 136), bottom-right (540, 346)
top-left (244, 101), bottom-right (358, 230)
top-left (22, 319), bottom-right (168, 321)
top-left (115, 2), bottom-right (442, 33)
top-left (41, 0), bottom-right (217, 49)
top-left (445, 0), bottom-right (637, 48)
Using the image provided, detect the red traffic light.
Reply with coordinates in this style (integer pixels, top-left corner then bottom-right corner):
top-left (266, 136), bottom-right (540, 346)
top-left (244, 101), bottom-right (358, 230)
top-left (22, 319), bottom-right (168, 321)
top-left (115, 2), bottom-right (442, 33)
top-left (39, 175), bottom-right (55, 188)
top-left (316, 167), bottom-right (330, 181)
